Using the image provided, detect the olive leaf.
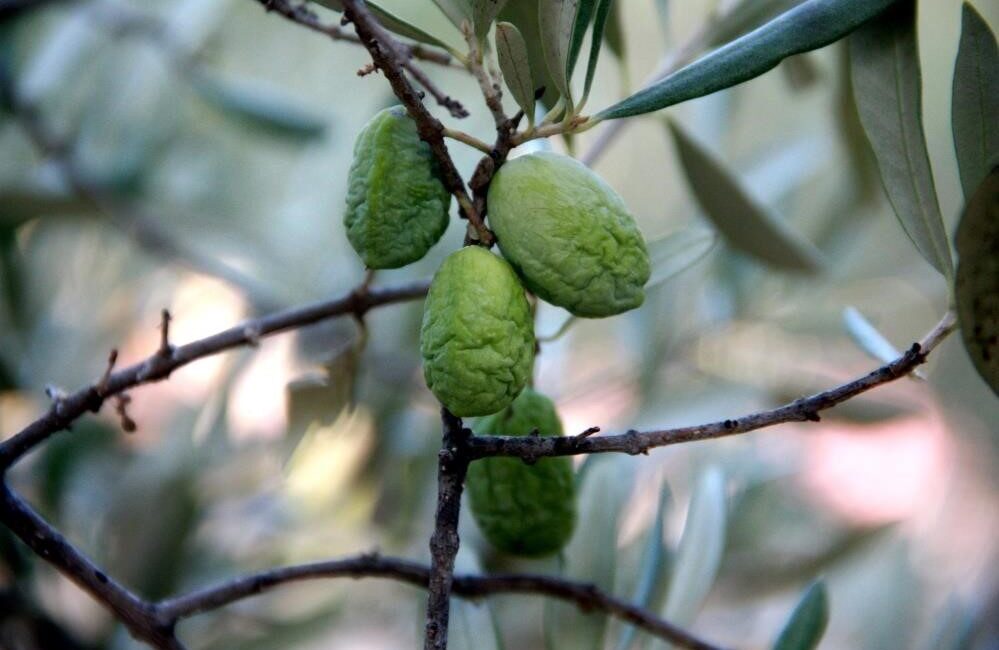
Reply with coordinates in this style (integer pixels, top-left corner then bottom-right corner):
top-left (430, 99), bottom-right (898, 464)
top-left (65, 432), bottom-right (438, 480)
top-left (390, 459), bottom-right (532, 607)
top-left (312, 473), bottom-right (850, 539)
top-left (500, 0), bottom-right (559, 105)
top-left (602, 0), bottom-right (625, 60)
top-left (582, 0), bottom-right (615, 101)
top-left (667, 119), bottom-right (824, 273)
top-left (615, 486), bottom-right (671, 650)
top-left (192, 72), bottom-right (327, 141)
top-left (772, 581), bottom-right (830, 650)
top-left (539, 0), bottom-right (579, 103)
top-left (495, 22), bottom-right (536, 120)
top-left (597, 0), bottom-right (899, 120)
top-left (842, 307), bottom-right (901, 366)
top-left (312, 0), bottom-right (455, 51)
top-left (954, 167), bottom-right (999, 396)
top-left (652, 467), bottom-right (727, 649)
top-left (472, 0), bottom-right (510, 39)
top-left (567, 0), bottom-right (598, 79)
top-left (951, 3), bottom-right (999, 201)
top-left (646, 228), bottom-right (717, 290)
top-left (849, 2), bottom-right (953, 280)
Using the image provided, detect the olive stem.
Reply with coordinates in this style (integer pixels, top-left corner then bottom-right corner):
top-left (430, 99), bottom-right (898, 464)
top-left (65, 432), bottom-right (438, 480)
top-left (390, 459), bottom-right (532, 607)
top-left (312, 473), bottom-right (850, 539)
top-left (443, 127), bottom-right (494, 153)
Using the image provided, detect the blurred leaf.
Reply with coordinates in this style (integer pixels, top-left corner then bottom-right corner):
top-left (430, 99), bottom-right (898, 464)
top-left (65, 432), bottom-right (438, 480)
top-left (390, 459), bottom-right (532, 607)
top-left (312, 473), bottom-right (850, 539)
top-left (313, 0), bottom-right (455, 51)
top-left (849, 2), bottom-right (954, 280)
top-left (704, 0), bottom-right (802, 48)
top-left (539, 0), bottom-right (578, 103)
top-left (615, 486), bottom-right (671, 650)
top-left (550, 456), bottom-right (636, 649)
top-left (473, 0), bottom-right (510, 39)
top-left (598, 0), bottom-right (898, 120)
top-left (451, 598), bottom-right (504, 650)
top-left (923, 596), bottom-right (977, 650)
top-left (667, 119), bottom-right (823, 273)
top-left (772, 580), bottom-right (829, 650)
top-left (285, 344), bottom-right (359, 453)
top-left (602, 0), bottom-right (625, 60)
top-left (951, 3), bottom-right (999, 201)
top-left (193, 72), bottom-right (328, 141)
top-left (834, 43), bottom-right (881, 204)
top-left (582, 0), bottom-right (614, 101)
top-left (567, 0), bottom-right (597, 80)
top-left (654, 467), bottom-right (727, 648)
top-left (842, 306), bottom-right (901, 366)
top-left (646, 228), bottom-right (717, 290)
top-left (37, 420), bottom-right (118, 517)
top-left (781, 52), bottom-right (820, 91)
top-left (653, 0), bottom-right (669, 35)
top-left (954, 167), bottom-right (999, 396)
top-left (496, 22), bottom-right (536, 120)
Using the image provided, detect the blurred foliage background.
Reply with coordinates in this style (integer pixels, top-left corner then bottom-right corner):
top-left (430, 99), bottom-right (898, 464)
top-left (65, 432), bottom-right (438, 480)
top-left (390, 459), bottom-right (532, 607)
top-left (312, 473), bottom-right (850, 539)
top-left (0, 0), bottom-right (997, 648)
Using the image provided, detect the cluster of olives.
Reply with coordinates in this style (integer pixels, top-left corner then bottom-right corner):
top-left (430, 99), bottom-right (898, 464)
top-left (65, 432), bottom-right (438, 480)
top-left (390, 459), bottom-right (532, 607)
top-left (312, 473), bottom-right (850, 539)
top-left (344, 106), bottom-right (650, 556)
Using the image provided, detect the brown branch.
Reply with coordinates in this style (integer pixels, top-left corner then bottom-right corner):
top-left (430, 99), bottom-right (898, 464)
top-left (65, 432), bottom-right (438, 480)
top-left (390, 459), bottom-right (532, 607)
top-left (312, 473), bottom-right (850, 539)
top-left (0, 483), bottom-right (185, 649)
top-left (0, 280), bottom-right (429, 470)
top-left (156, 552), bottom-right (727, 650)
top-left (250, 0), bottom-right (457, 68)
top-left (468, 311), bottom-right (958, 461)
top-left (423, 409), bottom-right (471, 650)
top-left (335, 0), bottom-right (492, 245)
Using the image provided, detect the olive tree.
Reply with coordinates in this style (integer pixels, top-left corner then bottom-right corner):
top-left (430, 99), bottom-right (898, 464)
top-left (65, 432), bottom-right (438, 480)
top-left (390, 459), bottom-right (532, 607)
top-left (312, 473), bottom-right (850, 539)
top-left (0, 0), bottom-right (996, 649)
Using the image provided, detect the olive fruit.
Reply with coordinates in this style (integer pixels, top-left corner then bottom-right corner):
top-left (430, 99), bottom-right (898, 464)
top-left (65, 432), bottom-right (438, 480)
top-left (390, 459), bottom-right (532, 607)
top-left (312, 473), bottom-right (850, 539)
top-left (466, 388), bottom-right (576, 557)
top-left (420, 246), bottom-right (534, 417)
top-left (344, 106), bottom-right (451, 269)
top-left (487, 152), bottom-right (651, 317)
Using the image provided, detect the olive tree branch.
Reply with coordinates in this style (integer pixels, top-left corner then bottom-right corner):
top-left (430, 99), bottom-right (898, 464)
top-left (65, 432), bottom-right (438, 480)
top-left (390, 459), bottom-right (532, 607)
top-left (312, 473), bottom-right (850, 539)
top-left (0, 280), bottom-right (429, 471)
top-left (156, 553), bottom-right (728, 650)
top-left (335, 0), bottom-right (492, 245)
top-left (0, 475), bottom-right (726, 650)
top-left (468, 311), bottom-right (958, 460)
top-left (248, 0), bottom-right (459, 68)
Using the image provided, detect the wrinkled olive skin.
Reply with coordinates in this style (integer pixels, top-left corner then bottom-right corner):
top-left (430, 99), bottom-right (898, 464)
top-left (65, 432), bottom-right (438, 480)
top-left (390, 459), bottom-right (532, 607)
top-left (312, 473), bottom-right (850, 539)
top-left (487, 152), bottom-right (651, 317)
top-left (420, 247), bottom-right (534, 417)
top-left (344, 106), bottom-right (451, 269)
top-left (467, 389), bottom-right (576, 557)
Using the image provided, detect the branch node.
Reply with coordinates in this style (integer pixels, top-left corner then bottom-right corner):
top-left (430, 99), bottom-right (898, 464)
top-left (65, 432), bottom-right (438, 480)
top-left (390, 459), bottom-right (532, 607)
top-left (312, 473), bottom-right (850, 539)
top-left (574, 426), bottom-right (600, 441)
top-left (96, 348), bottom-right (119, 397)
top-left (114, 394), bottom-right (137, 433)
top-left (243, 325), bottom-right (262, 347)
top-left (158, 309), bottom-right (174, 358)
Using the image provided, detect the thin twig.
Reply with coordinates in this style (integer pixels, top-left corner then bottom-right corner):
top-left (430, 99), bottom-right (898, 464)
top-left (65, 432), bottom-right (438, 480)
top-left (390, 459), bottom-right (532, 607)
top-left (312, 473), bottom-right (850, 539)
top-left (0, 476), bottom-right (725, 650)
top-left (155, 553), bottom-right (727, 650)
top-left (250, 0), bottom-right (457, 67)
top-left (424, 409), bottom-right (471, 650)
top-left (0, 280), bottom-right (429, 470)
top-left (337, 0), bottom-right (492, 244)
top-left (469, 311), bottom-right (957, 460)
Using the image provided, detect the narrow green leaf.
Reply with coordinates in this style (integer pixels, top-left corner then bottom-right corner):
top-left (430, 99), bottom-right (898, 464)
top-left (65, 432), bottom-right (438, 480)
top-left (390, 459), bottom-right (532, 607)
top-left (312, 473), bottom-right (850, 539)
top-left (193, 73), bottom-right (327, 141)
top-left (615, 487), bottom-right (671, 650)
top-left (597, 0), bottom-right (900, 120)
top-left (954, 167), bottom-right (999, 396)
top-left (653, 0), bottom-right (669, 36)
top-left (667, 120), bottom-right (823, 273)
top-left (312, 0), bottom-right (455, 51)
top-left (551, 456), bottom-right (635, 649)
top-left (842, 307), bottom-right (901, 366)
top-left (772, 581), bottom-right (830, 650)
top-left (432, 0), bottom-right (474, 29)
top-left (849, 2), bottom-right (953, 279)
top-left (951, 3), bottom-right (999, 201)
top-left (582, 0), bottom-right (614, 100)
top-left (602, 0), bottom-right (625, 60)
top-left (653, 467), bottom-right (727, 648)
top-left (567, 0), bottom-right (597, 79)
top-left (473, 0), bottom-right (511, 39)
top-left (539, 0), bottom-right (579, 103)
top-left (495, 22), bottom-right (536, 120)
